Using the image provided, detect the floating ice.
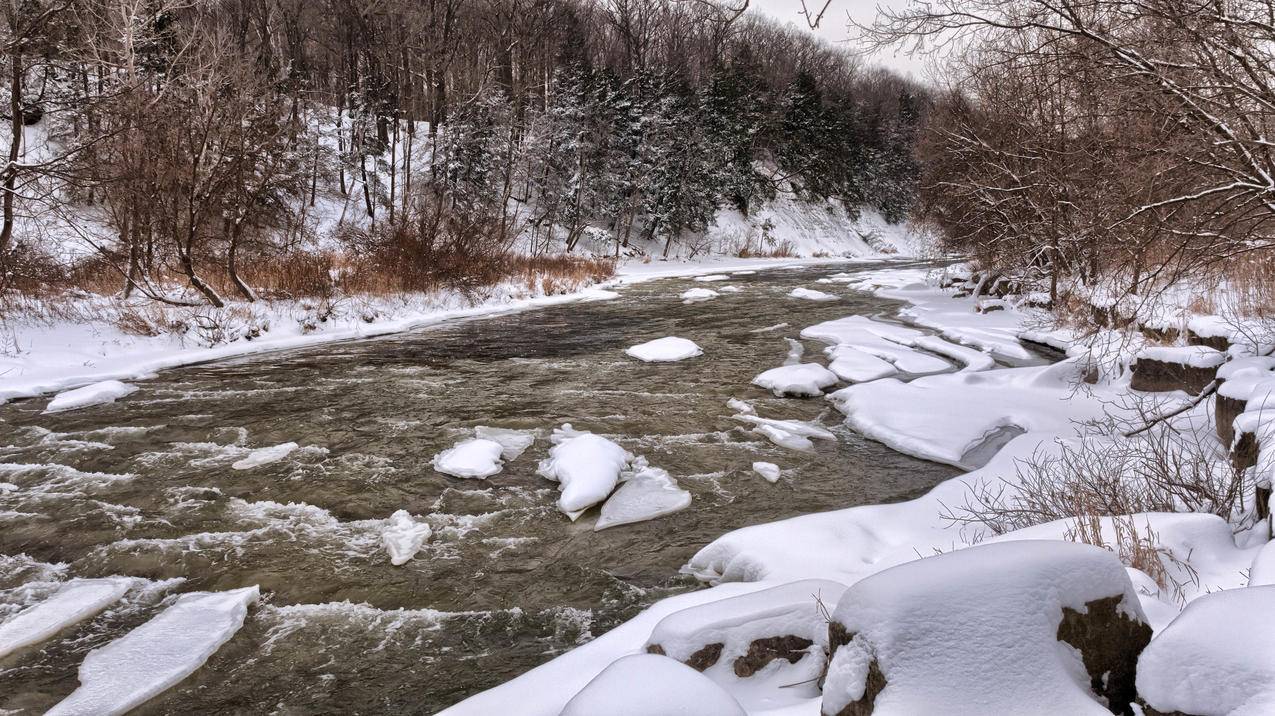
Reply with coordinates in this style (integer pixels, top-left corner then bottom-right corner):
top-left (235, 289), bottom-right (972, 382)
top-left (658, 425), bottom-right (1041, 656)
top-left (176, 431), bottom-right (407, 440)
top-left (382, 510), bottom-right (433, 565)
top-left (625, 337), bottom-right (703, 363)
top-left (752, 363), bottom-right (839, 397)
top-left (431, 438), bottom-right (506, 479)
top-left (0, 578), bottom-right (133, 658)
top-left (472, 426), bottom-right (535, 461)
top-left (732, 412), bottom-right (836, 453)
top-left (537, 424), bottom-right (634, 520)
top-left (751, 462), bottom-right (781, 483)
top-left (560, 653), bottom-right (745, 716)
top-left (693, 274), bottom-right (731, 282)
top-left (595, 460), bottom-right (691, 531)
top-left (44, 381), bottom-right (138, 414)
top-left (680, 288), bottom-right (719, 303)
top-left (788, 287), bottom-right (838, 301)
top-left (825, 345), bottom-right (898, 383)
top-left (230, 442), bottom-right (298, 470)
top-left (47, 586), bottom-right (260, 716)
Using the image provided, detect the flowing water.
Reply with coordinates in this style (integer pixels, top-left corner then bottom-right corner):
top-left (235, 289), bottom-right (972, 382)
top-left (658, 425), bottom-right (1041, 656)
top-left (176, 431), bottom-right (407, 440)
top-left (0, 262), bottom-right (968, 714)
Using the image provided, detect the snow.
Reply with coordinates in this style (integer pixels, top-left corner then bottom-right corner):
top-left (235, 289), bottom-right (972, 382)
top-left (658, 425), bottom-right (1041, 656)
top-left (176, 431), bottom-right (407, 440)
top-left (626, 337), bottom-right (704, 363)
top-left (824, 345), bottom-right (899, 383)
top-left (828, 359), bottom-right (1110, 468)
top-left (1137, 586), bottom-right (1275, 716)
top-left (44, 381), bottom-right (138, 414)
top-left (537, 424), bottom-right (634, 519)
top-left (595, 460), bottom-right (691, 531)
top-left (681, 287), bottom-right (720, 303)
top-left (381, 510), bottom-right (433, 565)
top-left (1251, 540), bottom-right (1275, 586)
top-left (911, 335), bottom-right (996, 372)
top-left (431, 438), bottom-right (506, 479)
top-left (230, 442), bottom-right (299, 470)
top-left (694, 274), bottom-right (731, 282)
top-left (1136, 345), bottom-right (1227, 368)
top-left (560, 653), bottom-right (746, 716)
top-left (787, 287), bottom-right (838, 302)
top-left (751, 363), bottom-right (839, 397)
top-left (46, 586), bottom-right (260, 716)
top-left (0, 578), bottom-right (133, 658)
top-left (822, 540), bottom-right (1145, 716)
top-left (801, 316), bottom-right (952, 375)
top-left (751, 462), bottom-right (781, 483)
top-left (472, 426), bottom-right (535, 460)
top-left (731, 407), bottom-right (837, 453)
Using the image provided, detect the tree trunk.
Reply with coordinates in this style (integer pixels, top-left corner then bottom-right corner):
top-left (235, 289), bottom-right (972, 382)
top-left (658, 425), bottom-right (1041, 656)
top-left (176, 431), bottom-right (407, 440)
top-left (0, 54), bottom-right (23, 257)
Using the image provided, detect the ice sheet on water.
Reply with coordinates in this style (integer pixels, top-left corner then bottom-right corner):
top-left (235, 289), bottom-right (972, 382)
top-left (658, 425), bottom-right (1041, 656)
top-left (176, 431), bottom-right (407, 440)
top-left (625, 337), bottom-right (703, 363)
top-left (44, 381), bottom-right (138, 414)
top-left (431, 438), bottom-right (506, 478)
top-left (230, 442), bottom-right (298, 470)
top-left (751, 363), bottom-right (839, 397)
top-left (47, 586), bottom-right (260, 716)
top-left (693, 274), bottom-right (731, 282)
top-left (381, 510), bottom-right (433, 565)
top-left (595, 459), bottom-right (690, 531)
top-left (0, 578), bottom-right (133, 658)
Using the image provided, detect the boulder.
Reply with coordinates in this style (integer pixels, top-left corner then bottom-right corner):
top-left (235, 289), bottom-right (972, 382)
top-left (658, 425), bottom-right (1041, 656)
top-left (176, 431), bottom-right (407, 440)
top-left (1129, 347), bottom-right (1225, 395)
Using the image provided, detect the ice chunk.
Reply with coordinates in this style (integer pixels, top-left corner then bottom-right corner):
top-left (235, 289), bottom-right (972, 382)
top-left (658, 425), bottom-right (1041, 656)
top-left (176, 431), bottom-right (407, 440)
top-left (751, 363), bottom-right (839, 397)
top-left (680, 288), bottom-right (719, 303)
top-left (560, 653), bottom-right (745, 716)
top-left (717, 285), bottom-right (742, 293)
top-left (431, 438), bottom-right (505, 479)
top-left (44, 381), bottom-right (138, 414)
top-left (537, 424), bottom-right (633, 519)
top-left (1138, 586), bottom-right (1275, 716)
top-left (230, 442), bottom-right (299, 470)
top-left (625, 337), bottom-right (703, 363)
top-left (825, 345), bottom-right (898, 383)
top-left (0, 578), bottom-right (133, 658)
top-left (693, 274), bottom-right (731, 282)
top-left (726, 398), bottom-right (755, 415)
top-left (751, 462), bottom-right (781, 483)
top-left (46, 586), bottom-right (260, 716)
top-left (595, 461), bottom-right (691, 531)
top-left (473, 426), bottom-right (535, 461)
top-left (381, 510), bottom-right (432, 565)
top-left (788, 287), bottom-right (838, 301)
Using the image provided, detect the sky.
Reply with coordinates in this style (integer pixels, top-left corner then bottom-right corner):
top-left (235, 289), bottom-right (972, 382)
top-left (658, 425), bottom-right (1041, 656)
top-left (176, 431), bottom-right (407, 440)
top-left (746, 0), bottom-right (933, 78)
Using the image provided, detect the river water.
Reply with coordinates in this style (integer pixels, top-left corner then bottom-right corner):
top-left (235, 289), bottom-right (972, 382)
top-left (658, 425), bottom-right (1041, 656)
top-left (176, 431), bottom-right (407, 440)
top-left (0, 262), bottom-right (962, 714)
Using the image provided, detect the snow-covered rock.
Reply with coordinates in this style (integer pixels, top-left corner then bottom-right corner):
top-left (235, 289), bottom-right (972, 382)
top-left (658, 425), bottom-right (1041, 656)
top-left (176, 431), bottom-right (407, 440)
top-left (431, 438), bottom-right (506, 479)
top-left (1131, 346), bottom-right (1226, 395)
top-left (822, 540), bottom-right (1150, 716)
top-left (0, 578), bottom-right (133, 658)
top-left (560, 653), bottom-right (746, 716)
top-left (681, 288), bottom-right (720, 303)
top-left (626, 337), bottom-right (703, 363)
top-left (46, 586), bottom-right (260, 716)
top-left (788, 287), bottom-right (839, 302)
top-left (752, 363), bottom-right (839, 398)
top-left (381, 510), bottom-right (432, 565)
top-left (646, 579), bottom-right (846, 680)
top-left (1137, 586), bottom-right (1275, 716)
top-left (230, 442), bottom-right (299, 470)
top-left (537, 424), bottom-right (634, 519)
top-left (44, 381), bottom-right (138, 414)
top-left (472, 426), bottom-right (535, 461)
top-left (596, 460), bottom-right (691, 531)
top-left (752, 462), bottom-right (781, 483)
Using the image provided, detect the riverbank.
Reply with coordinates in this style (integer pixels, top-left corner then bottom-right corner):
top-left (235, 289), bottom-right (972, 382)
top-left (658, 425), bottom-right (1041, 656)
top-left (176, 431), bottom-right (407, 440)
top-left (448, 262), bottom-right (1275, 715)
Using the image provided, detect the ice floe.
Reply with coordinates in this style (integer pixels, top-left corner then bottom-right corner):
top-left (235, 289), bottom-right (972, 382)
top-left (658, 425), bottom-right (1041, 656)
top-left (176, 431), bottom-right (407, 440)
top-left (801, 315), bottom-right (952, 375)
top-left (431, 438), bottom-right (506, 478)
top-left (44, 381), bottom-right (138, 414)
top-left (751, 462), bottom-right (780, 483)
top-left (47, 586), bottom-right (260, 716)
top-left (751, 363), bottom-right (839, 397)
top-left (787, 287), bottom-right (838, 301)
top-left (595, 459), bottom-right (691, 531)
top-left (381, 510), bottom-right (433, 565)
top-left (0, 578), bottom-right (133, 658)
top-left (680, 288), bottom-right (720, 303)
top-left (694, 274), bottom-right (731, 282)
top-left (230, 442), bottom-right (299, 470)
top-left (625, 337), bottom-right (704, 363)
top-left (537, 424), bottom-right (634, 520)
top-left (473, 426), bottom-right (535, 460)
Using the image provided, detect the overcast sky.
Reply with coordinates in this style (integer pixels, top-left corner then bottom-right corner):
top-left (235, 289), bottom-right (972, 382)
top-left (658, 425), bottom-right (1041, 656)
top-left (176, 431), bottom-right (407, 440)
top-left (745, 0), bottom-right (933, 78)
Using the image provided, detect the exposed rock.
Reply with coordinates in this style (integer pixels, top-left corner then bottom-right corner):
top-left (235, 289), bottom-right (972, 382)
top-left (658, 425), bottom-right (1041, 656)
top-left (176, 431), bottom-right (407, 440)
top-left (1233, 430), bottom-right (1260, 472)
top-left (1056, 595), bottom-right (1153, 715)
top-left (647, 641), bottom-right (725, 671)
top-left (1185, 328), bottom-right (1230, 352)
top-left (823, 623), bottom-right (887, 716)
top-left (1130, 357), bottom-right (1219, 395)
top-left (1215, 392), bottom-right (1247, 447)
top-left (733, 634), bottom-right (814, 677)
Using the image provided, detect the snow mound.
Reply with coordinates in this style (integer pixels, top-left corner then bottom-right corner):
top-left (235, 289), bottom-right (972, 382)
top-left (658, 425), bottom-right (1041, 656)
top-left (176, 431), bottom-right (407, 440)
top-left (47, 586), bottom-right (260, 716)
top-left (431, 438), bottom-right (506, 478)
top-left (560, 653), bottom-right (745, 716)
top-left (1138, 586), bottom-right (1275, 716)
top-left (230, 442), bottom-right (299, 470)
top-left (381, 510), bottom-right (433, 565)
top-left (823, 540), bottom-right (1148, 716)
top-left (0, 578), bottom-right (133, 658)
top-left (626, 337), bottom-right (703, 363)
top-left (537, 424), bottom-right (634, 519)
top-left (1136, 345), bottom-right (1227, 368)
top-left (596, 459), bottom-right (691, 531)
top-left (681, 287), bottom-right (720, 303)
top-left (752, 363), bottom-right (839, 397)
top-left (788, 287), bottom-right (839, 302)
top-left (752, 462), bottom-right (781, 483)
top-left (825, 345), bottom-right (899, 383)
top-left (44, 381), bottom-right (138, 414)
top-left (472, 426), bottom-right (535, 461)
top-left (647, 579), bottom-right (845, 679)
top-left (694, 274), bottom-right (731, 282)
